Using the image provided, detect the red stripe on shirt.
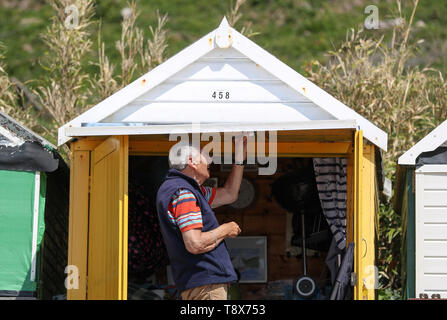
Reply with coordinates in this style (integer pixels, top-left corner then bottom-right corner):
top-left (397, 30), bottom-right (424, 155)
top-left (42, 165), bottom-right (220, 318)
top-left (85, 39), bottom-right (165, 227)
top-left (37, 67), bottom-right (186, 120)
top-left (168, 186), bottom-right (216, 233)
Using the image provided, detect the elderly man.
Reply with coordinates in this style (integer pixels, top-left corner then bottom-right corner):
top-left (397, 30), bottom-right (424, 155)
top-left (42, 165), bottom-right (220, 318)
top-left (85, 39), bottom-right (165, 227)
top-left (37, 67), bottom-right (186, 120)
top-left (156, 137), bottom-right (247, 300)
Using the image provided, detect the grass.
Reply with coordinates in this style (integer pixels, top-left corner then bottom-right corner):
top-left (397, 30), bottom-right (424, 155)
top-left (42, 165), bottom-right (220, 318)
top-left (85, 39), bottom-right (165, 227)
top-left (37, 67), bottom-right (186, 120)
top-left (1, 0), bottom-right (447, 85)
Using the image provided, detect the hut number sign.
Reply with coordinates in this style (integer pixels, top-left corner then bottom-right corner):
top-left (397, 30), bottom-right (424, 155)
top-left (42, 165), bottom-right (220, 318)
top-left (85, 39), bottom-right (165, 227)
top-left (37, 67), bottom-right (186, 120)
top-left (211, 91), bottom-right (230, 100)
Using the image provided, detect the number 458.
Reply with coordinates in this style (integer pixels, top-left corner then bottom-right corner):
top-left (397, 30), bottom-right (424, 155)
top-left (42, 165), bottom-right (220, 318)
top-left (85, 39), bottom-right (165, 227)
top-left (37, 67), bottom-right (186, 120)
top-left (212, 91), bottom-right (230, 99)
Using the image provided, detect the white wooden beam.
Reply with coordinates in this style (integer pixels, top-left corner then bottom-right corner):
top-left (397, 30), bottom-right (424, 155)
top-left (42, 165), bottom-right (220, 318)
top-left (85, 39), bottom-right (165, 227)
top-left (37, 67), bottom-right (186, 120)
top-left (65, 120), bottom-right (357, 137)
top-left (30, 171), bottom-right (41, 282)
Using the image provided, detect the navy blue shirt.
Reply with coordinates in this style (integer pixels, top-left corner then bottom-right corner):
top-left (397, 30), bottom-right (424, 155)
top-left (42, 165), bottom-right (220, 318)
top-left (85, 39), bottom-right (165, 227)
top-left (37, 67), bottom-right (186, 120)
top-left (156, 169), bottom-right (237, 293)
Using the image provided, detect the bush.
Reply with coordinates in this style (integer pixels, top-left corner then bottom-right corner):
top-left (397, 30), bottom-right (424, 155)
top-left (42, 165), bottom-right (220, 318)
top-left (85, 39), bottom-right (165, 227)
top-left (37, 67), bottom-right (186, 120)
top-left (305, 0), bottom-right (447, 178)
top-left (304, 0), bottom-right (447, 298)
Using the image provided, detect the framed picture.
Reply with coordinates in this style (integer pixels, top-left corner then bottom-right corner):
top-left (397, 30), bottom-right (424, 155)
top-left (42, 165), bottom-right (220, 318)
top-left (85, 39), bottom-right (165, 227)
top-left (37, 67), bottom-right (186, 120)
top-left (225, 236), bottom-right (267, 283)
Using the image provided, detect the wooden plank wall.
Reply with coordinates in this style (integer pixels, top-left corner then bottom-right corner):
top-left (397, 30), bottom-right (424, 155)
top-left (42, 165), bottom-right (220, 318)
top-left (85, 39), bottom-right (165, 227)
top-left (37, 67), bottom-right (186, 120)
top-left (67, 145), bottom-right (90, 300)
top-left (39, 154), bottom-right (70, 299)
top-left (102, 47), bottom-right (329, 125)
top-left (212, 158), bottom-right (329, 296)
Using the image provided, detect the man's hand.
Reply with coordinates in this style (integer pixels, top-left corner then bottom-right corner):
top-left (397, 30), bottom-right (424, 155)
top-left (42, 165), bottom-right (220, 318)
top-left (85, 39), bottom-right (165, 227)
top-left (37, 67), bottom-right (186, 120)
top-left (235, 134), bottom-right (248, 163)
top-left (182, 221), bottom-right (241, 254)
top-left (224, 221), bottom-right (241, 238)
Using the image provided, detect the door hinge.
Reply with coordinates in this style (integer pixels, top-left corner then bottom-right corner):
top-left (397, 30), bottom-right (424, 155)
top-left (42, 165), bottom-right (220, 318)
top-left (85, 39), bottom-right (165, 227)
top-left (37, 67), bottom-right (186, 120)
top-left (351, 272), bottom-right (357, 286)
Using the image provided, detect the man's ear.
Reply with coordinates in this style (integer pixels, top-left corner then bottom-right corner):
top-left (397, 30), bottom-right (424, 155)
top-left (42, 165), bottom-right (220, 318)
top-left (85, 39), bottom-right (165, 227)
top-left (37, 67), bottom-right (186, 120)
top-left (187, 156), bottom-right (198, 170)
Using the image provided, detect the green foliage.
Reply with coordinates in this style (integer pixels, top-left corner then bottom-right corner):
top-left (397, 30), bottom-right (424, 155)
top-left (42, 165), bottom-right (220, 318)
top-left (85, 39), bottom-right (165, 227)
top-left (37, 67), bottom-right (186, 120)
top-left (37, 0), bottom-right (95, 127)
top-left (0, 42), bottom-right (40, 131)
top-left (305, 2), bottom-right (447, 178)
top-left (378, 287), bottom-right (401, 300)
top-left (377, 202), bottom-right (402, 299)
top-left (2, 0), bottom-right (447, 83)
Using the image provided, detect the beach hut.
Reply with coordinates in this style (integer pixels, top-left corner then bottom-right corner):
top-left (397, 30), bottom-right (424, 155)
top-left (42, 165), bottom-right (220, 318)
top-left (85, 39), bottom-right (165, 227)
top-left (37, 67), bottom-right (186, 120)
top-left (395, 119), bottom-right (447, 299)
top-left (59, 18), bottom-right (387, 300)
top-left (0, 110), bottom-right (69, 299)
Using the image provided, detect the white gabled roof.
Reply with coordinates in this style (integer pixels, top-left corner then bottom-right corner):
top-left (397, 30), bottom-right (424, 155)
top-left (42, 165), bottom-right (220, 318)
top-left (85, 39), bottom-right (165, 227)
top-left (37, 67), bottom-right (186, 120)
top-left (398, 119), bottom-right (447, 165)
top-left (58, 17), bottom-right (387, 151)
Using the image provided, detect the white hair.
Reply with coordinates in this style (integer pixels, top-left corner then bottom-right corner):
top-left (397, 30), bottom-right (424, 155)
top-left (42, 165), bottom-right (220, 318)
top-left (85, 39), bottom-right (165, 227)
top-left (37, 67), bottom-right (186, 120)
top-left (168, 143), bottom-right (201, 171)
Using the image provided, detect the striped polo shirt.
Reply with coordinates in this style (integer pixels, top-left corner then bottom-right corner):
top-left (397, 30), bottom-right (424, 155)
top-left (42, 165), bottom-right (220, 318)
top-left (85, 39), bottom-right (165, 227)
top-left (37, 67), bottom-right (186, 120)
top-left (167, 186), bottom-right (216, 233)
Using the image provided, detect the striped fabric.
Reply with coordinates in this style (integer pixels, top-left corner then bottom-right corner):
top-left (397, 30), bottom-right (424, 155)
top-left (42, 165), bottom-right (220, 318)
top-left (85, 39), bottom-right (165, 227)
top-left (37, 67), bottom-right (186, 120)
top-left (167, 186), bottom-right (216, 233)
top-left (312, 157), bottom-right (347, 250)
top-left (200, 185), bottom-right (216, 204)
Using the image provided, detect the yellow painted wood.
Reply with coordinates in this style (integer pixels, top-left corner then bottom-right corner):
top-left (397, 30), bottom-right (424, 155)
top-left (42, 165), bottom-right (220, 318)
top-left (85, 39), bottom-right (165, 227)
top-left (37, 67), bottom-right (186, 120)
top-left (353, 131), bottom-right (376, 300)
top-left (87, 136), bottom-right (128, 300)
top-left (127, 129), bottom-right (354, 141)
top-left (71, 129), bottom-right (354, 152)
top-left (73, 137), bottom-right (107, 151)
top-left (67, 130), bottom-right (367, 301)
top-left (67, 145), bottom-right (90, 300)
top-left (275, 129), bottom-right (354, 142)
top-left (122, 136), bottom-right (129, 300)
top-left (128, 140), bottom-right (352, 157)
top-left (353, 130), bottom-right (363, 300)
top-left (360, 143), bottom-right (376, 300)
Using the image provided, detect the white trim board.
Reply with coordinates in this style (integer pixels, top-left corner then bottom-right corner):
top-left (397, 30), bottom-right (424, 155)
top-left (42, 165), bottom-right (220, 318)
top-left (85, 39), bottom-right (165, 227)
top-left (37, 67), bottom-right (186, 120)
top-left (399, 119), bottom-right (447, 166)
top-left (65, 120), bottom-right (357, 137)
top-left (415, 170), bottom-right (424, 297)
top-left (58, 18), bottom-right (387, 151)
top-left (415, 165), bottom-right (447, 173)
top-left (30, 171), bottom-right (40, 282)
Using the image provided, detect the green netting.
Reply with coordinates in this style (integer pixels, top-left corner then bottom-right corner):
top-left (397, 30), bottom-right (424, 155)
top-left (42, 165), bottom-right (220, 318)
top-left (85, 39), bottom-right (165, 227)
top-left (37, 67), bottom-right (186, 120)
top-left (0, 170), bottom-right (46, 293)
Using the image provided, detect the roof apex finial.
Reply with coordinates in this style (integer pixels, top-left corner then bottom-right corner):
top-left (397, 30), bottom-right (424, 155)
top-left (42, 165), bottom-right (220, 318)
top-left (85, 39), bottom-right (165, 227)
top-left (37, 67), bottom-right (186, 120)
top-left (219, 16), bottom-right (230, 28)
top-left (215, 16), bottom-right (232, 48)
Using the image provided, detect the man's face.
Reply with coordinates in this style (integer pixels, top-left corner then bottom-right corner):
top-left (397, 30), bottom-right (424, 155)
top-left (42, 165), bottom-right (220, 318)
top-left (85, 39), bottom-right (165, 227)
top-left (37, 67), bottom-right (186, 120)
top-left (189, 152), bottom-right (211, 183)
top-left (199, 153), bottom-right (211, 181)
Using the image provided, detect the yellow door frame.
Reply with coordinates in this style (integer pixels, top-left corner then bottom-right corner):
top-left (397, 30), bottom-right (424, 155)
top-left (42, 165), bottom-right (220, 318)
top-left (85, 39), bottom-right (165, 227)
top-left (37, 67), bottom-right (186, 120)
top-left (352, 130), bottom-right (376, 300)
top-left (67, 129), bottom-right (377, 300)
top-left (67, 146), bottom-right (90, 300)
top-left (67, 136), bottom-right (128, 300)
top-left (87, 135), bottom-right (128, 300)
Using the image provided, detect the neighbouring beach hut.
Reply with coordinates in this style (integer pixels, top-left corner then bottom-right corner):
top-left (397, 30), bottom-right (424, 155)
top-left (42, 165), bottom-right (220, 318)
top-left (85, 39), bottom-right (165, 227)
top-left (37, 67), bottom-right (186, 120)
top-left (395, 119), bottom-right (447, 299)
top-left (59, 18), bottom-right (387, 300)
top-left (0, 110), bottom-right (69, 299)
